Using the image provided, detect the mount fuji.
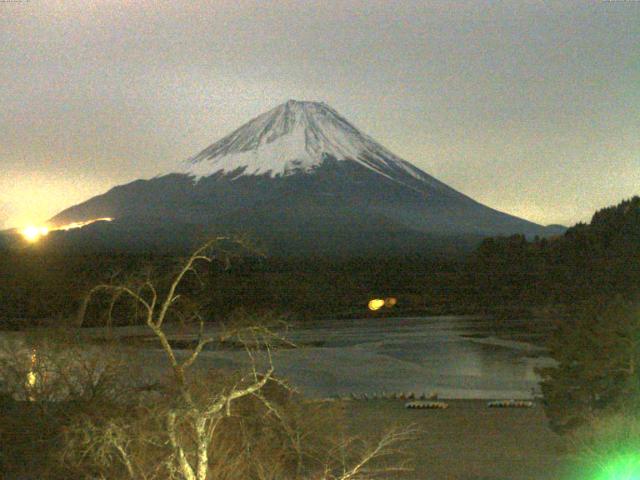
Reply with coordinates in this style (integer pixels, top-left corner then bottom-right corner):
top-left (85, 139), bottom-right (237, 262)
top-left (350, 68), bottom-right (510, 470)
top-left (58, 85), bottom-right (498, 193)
top-left (47, 100), bottom-right (562, 254)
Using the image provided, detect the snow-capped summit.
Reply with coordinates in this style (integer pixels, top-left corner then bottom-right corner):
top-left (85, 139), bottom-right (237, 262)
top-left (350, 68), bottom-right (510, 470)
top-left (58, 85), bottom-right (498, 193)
top-left (47, 100), bottom-right (563, 254)
top-left (183, 100), bottom-right (439, 189)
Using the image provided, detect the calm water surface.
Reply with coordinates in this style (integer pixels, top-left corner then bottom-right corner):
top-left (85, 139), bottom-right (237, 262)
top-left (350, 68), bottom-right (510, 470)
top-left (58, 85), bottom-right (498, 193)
top-left (200, 316), bottom-right (556, 399)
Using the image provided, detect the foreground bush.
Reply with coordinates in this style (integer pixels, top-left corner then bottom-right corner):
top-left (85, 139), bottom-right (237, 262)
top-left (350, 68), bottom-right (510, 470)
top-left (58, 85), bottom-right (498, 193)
top-left (538, 296), bottom-right (640, 433)
top-left (1, 240), bottom-right (414, 479)
top-left (567, 413), bottom-right (640, 479)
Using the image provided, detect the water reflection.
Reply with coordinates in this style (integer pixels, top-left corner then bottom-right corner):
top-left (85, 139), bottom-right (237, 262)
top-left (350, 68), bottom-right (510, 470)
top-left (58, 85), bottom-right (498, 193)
top-left (201, 316), bottom-right (555, 400)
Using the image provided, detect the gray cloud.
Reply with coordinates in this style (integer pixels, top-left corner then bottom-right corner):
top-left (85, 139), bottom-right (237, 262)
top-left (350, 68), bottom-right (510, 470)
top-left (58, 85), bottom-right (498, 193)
top-left (1, 0), bottom-right (638, 228)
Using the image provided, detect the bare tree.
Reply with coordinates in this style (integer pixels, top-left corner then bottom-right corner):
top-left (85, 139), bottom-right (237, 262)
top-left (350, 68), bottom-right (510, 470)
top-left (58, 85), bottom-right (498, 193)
top-left (75, 239), bottom-right (281, 479)
top-left (0, 328), bottom-right (130, 405)
top-left (322, 426), bottom-right (417, 480)
top-left (70, 239), bottom-right (416, 480)
top-left (0, 328), bottom-right (137, 479)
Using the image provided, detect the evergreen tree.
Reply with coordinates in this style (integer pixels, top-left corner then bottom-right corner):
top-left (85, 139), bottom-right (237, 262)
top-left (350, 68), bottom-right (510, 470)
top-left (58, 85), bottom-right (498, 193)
top-left (538, 296), bottom-right (640, 433)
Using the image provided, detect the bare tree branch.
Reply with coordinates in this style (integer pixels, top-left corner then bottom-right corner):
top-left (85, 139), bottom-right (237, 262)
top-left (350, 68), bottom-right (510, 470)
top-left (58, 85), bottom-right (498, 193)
top-left (65, 238), bottom-right (414, 480)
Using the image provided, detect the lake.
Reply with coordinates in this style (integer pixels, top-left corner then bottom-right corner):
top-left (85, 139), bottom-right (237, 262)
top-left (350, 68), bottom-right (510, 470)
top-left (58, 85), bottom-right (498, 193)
top-left (196, 316), bottom-right (556, 399)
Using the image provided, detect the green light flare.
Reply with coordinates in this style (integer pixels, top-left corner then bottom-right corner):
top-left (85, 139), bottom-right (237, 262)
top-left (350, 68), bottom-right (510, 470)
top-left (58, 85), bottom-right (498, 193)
top-left (591, 454), bottom-right (640, 480)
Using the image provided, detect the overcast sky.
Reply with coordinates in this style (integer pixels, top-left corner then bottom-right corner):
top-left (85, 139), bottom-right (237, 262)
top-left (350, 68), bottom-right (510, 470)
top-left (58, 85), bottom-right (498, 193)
top-left (1, 0), bottom-right (638, 229)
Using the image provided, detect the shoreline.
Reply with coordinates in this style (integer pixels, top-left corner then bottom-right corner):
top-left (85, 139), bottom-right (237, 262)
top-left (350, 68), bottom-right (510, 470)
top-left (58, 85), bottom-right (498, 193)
top-left (345, 398), bottom-right (568, 480)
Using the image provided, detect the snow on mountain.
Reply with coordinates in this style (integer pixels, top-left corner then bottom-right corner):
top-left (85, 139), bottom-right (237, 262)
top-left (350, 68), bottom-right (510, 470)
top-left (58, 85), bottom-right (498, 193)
top-left (182, 99), bottom-right (447, 191)
top-left (43, 99), bottom-right (562, 254)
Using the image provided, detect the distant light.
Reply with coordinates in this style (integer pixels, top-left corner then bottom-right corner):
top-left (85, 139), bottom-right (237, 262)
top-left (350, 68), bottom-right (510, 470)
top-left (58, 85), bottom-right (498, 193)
top-left (26, 348), bottom-right (37, 396)
top-left (21, 226), bottom-right (49, 243)
top-left (19, 217), bottom-right (114, 243)
top-left (368, 299), bottom-right (385, 311)
top-left (384, 297), bottom-right (397, 307)
top-left (56, 217), bottom-right (113, 231)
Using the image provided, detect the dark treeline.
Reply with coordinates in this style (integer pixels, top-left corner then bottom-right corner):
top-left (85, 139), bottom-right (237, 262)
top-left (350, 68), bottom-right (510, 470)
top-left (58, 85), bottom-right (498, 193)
top-left (0, 251), bottom-right (178, 328)
top-left (1, 196), bottom-right (638, 328)
top-left (201, 254), bottom-right (478, 320)
top-left (472, 195), bottom-right (640, 311)
top-left (0, 249), bottom-right (480, 328)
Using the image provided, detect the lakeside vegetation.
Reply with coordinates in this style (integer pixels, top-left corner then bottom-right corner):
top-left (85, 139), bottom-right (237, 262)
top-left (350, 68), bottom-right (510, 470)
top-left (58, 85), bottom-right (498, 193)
top-left (0, 196), bottom-right (639, 478)
top-left (1, 243), bottom-right (416, 480)
top-left (1, 197), bottom-right (638, 328)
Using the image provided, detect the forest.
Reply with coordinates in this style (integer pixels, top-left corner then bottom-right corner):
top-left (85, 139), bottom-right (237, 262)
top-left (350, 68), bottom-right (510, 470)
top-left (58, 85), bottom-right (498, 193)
top-left (1, 196), bottom-right (639, 478)
top-left (1, 196), bottom-right (638, 329)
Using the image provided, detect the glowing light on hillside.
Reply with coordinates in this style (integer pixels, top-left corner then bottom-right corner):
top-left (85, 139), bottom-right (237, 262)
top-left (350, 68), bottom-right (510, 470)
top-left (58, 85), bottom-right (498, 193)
top-left (26, 348), bottom-right (37, 401)
top-left (21, 226), bottom-right (49, 242)
top-left (368, 299), bottom-right (385, 311)
top-left (384, 297), bottom-right (397, 307)
top-left (56, 217), bottom-right (113, 231)
top-left (19, 217), bottom-right (113, 243)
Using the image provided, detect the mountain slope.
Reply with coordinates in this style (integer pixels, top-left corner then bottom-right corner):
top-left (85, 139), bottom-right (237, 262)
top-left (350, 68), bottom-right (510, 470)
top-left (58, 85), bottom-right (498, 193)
top-left (184, 100), bottom-right (445, 187)
top-left (48, 100), bottom-right (561, 254)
